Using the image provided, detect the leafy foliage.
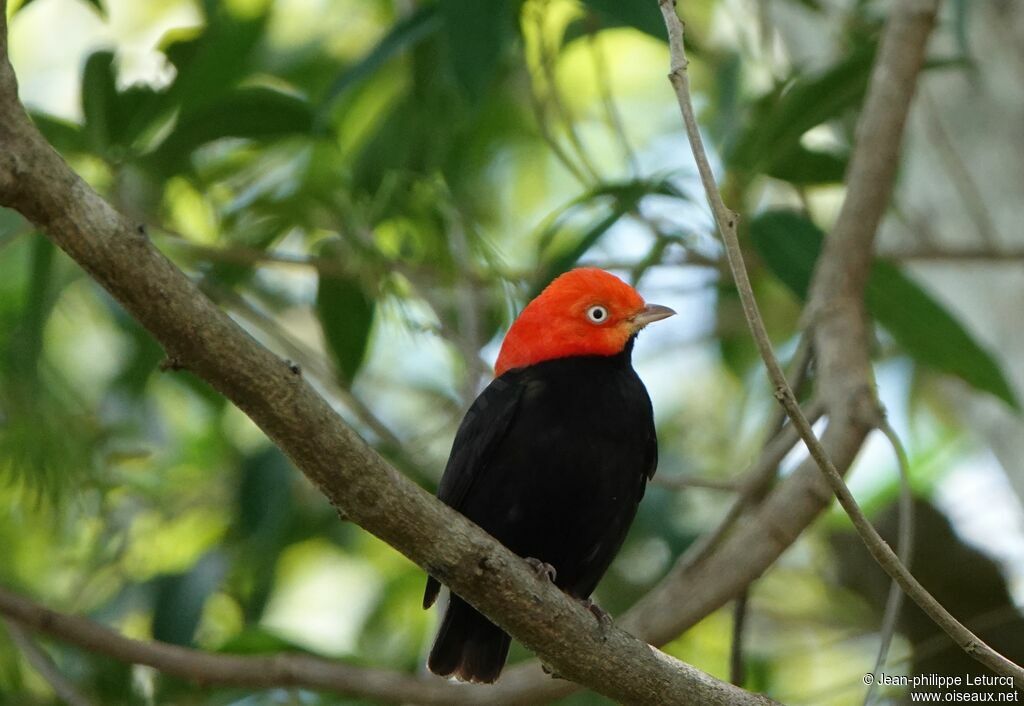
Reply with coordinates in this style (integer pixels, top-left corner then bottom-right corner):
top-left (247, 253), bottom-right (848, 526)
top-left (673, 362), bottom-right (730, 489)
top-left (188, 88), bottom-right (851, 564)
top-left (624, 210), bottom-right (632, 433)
top-left (1, 0), bottom-right (1016, 704)
top-left (751, 210), bottom-right (1019, 409)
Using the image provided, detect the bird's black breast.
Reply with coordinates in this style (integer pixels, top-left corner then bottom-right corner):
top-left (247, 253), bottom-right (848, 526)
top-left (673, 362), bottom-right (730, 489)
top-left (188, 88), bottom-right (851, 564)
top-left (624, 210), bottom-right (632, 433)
top-left (437, 347), bottom-right (657, 599)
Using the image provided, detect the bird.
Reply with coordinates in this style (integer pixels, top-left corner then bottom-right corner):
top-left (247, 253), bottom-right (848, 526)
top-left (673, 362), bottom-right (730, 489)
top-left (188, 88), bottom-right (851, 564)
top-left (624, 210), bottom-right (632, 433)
top-left (422, 267), bottom-right (674, 683)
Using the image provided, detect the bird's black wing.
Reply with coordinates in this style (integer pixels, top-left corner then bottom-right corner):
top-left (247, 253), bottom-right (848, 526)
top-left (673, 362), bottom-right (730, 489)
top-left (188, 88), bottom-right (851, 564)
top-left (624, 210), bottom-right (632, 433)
top-left (642, 396), bottom-right (659, 482)
top-left (423, 372), bottom-right (525, 608)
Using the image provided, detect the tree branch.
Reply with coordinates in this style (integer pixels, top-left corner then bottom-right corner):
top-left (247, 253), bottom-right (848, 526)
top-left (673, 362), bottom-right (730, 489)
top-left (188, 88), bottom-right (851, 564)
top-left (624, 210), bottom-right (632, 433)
top-left (0, 3), bottom-right (773, 704)
top-left (0, 587), bottom-right (485, 705)
top-left (659, 0), bottom-right (1024, 689)
top-left (3, 617), bottom-right (93, 706)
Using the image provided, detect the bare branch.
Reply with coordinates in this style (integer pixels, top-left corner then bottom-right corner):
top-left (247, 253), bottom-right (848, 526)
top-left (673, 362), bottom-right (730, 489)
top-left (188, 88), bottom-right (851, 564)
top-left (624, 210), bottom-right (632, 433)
top-left (659, 0), bottom-right (1024, 688)
top-left (0, 588), bottom-right (472, 705)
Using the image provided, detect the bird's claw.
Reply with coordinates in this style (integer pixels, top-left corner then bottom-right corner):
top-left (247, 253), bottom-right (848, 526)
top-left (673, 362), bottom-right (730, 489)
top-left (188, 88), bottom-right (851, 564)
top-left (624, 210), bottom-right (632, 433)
top-left (579, 598), bottom-right (613, 628)
top-left (524, 557), bottom-right (557, 583)
top-left (540, 661), bottom-right (565, 680)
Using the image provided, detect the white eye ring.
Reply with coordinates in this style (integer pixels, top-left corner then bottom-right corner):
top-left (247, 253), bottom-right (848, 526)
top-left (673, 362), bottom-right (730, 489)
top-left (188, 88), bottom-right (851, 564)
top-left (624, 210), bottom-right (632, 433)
top-left (586, 305), bottom-right (609, 324)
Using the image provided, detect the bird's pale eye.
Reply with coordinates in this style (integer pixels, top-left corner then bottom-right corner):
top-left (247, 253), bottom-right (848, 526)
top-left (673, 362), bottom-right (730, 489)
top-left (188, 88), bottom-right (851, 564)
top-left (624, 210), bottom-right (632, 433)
top-left (585, 305), bottom-right (609, 324)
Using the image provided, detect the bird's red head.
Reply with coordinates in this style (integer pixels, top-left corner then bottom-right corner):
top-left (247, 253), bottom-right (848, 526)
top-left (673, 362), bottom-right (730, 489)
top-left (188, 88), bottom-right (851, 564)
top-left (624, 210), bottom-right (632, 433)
top-left (494, 268), bottom-right (675, 376)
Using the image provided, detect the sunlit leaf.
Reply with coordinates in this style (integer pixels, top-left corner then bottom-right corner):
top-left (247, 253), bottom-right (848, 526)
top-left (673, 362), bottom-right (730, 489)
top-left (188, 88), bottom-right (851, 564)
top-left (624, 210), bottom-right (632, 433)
top-left (751, 210), bottom-right (1020, 409)
top-left (319, 5), bottom-right (442, 117)
top-left (0, 240), bottom-right (97, 499)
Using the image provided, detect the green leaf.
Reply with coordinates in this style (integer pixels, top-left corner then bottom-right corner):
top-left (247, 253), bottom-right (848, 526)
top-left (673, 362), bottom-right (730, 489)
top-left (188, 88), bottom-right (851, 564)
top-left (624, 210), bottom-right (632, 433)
top-left (151, 552), bottom-right (225, 647)
top-left (439, 0), bottom-right (513, 101)
top-left (160, 10), bottom-right (267, 118)
top-left (0, 239), bottom-right (96, 500)
top-left (765, 145), bottom-right (848, 185)
top-left (580, 0), bottom-right (669, 40)
top-left (316, 246), bottom-right (375, 384)
top-left (530, 177), bottom-right (688, 297)
top-left (81, 51), bottom-right (119, 151)
top-left (29, 113), bottom-right (89, 155)
top-left (318, 5), bottom-right (442, 118)
top-left (78, 53), bottom-right (174, 157)
top-left (750, 210), bottom-right (1020, 409)
top-left (80, 0), bottom-right (104, 15)
top-left (537, 209), bottom-right (624, 291)
top-left (728, 44), bottom-right (875, 177)
top-left (147, 87), bottom-right (314, 174)
top-left (215, 627), bottom-right (310, 655)
top-left (232, 447), bottom-right (293, 621)
top-left (867, 259), bottom-right (1019, 410)
top-left (535, 177), bottom-right (684, 256)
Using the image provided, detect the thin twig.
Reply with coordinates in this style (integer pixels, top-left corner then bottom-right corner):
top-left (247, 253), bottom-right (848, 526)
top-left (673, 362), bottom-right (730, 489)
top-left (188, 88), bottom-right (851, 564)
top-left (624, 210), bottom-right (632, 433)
top-left (588, 28), bottom-right (641, 176)
top-left (919, 86), bottom-right (1002, 247)
top-left (202, 282), bottom-right (408, 451)
top-left (439, 203), bottom-right (488, 405)
top-left (659, 0), bottom-right (1024, 687)
top-left (729, 333), bottom-right (816, 685)
top-left (787, 605), bottom-right (1024, 704)
top-left (675, 399), bottom-right (825, 572)
top-left (535, 9), bottom-right (602, 184)
top-left (864, 419), bottom-right (915, 705)
top-left (524, 4), bottom-right (593, 186)
top-left (3, 618), bottom-right (94, 706)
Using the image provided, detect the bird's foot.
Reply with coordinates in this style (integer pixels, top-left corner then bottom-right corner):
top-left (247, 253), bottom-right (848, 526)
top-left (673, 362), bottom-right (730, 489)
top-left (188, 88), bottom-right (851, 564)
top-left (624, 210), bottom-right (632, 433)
top-left (540, 661), bottom-right (565, 680)
top-left (524, 557), bottom-right (557, 583)
top-left (578, 597), bottom-right (613, 628)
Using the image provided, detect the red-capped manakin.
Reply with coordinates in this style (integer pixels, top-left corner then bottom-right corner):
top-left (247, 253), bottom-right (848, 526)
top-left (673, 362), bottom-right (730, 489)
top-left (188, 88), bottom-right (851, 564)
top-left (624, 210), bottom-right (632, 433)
top-left (423, 267), bottom-right (675, 683)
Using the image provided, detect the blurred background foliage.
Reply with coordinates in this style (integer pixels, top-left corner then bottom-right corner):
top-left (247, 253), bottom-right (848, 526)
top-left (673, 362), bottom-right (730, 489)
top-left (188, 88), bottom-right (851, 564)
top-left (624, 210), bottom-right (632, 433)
top-left (2, 0), bottom-right (1024, 704)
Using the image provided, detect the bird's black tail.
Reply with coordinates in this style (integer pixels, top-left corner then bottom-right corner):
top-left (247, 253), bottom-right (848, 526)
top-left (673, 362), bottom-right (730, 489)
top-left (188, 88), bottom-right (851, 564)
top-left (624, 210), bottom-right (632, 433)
top-left (428, 594), bottom-right (511, 683)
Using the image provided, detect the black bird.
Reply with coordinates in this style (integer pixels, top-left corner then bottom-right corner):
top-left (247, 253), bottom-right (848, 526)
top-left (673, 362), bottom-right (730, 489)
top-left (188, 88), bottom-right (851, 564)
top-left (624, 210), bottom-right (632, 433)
top-left (423, 268), bottom-right (674, 682)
